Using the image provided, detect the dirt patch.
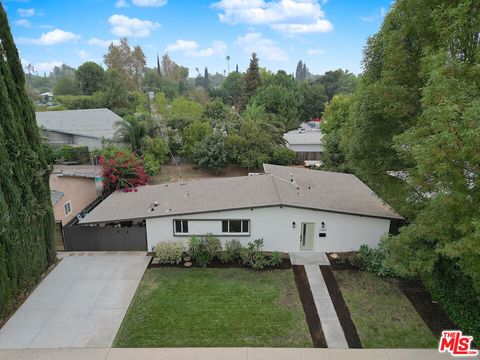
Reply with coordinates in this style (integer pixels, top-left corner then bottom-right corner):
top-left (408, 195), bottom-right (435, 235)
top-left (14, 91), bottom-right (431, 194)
top-left (149, 163), bottom-right (250, 185)
top-left (398, 279), bottom-right (458, 338)
top-left (292, 265), bottom-right (327, 348)
top-left (320, 265), bottom-right (362, 348)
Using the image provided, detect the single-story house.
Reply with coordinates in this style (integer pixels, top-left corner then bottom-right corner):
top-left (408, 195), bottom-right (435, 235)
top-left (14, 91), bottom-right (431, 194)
top-left (80, 164), bottom-right (403, 253)
top-left (50, 165), bottom-right (103, 225)
top-left (36, 108), bottom-right (122, 150)
top-left (284, 126), bottom-right (324, 162)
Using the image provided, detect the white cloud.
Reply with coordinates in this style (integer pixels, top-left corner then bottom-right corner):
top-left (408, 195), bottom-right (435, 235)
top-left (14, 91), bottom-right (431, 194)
top-left (166, 39), bottom-right (226, 58)
top-left (87, 37), bottom-right (120, 48)
top-left (18, 8), bottom-right (36, 17)
top-left (21, 58), bottom-right (63, 74)
top-left (14, 19), bottom-right (31, 28)
top-left (76, 50), bottom-right (90, 60)
top-left (212, 0), bottom-right (333, 34)
top-left (115, 0), bottom-right (129, 7)
top-left (17, 29), bottom-right (80, 46)
top-left (236, 32), bottom-right (287, 61)
top-left (39, 24), bottom-right (54, 29)
top-left (108, 14), bottom-right (161, 38)
top-left (271, 18), bottom-right (332, 33)
top-left (166, 39), bottom-right (199, 52)
top-left (306, 48), bottom-right (324, 55)
top-left (360, 7), bottom-right (386, 23)
top-left (132, 0), bottom-right (167, 6)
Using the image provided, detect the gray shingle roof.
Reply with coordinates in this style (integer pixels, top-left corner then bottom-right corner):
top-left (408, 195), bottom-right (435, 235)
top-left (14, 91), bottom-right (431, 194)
top-left (36, 108), bottom-right (121, 140)
top-left (283, 129), bottom-right (323, 145)
top-left (81, 165), bottom-right (402, 224)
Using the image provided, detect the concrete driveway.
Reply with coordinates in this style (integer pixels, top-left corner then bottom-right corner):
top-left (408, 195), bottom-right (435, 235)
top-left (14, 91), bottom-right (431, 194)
top-left (0, 253), bottom-right (150, 349)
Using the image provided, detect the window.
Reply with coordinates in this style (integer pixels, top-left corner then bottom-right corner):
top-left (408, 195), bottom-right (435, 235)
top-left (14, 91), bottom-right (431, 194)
top-left (174, 220), bottom-right (188, 234)
top-left (222, 220), bottom-right (249, 234)
top-left (63, 202), bottom-right (72, 216)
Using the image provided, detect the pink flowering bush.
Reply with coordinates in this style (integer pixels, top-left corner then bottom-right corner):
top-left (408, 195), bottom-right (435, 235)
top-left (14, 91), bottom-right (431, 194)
top-left (100, 152), bottom-right (148, 194)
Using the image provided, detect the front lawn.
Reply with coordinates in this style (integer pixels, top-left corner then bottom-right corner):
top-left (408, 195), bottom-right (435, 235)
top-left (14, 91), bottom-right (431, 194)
top-left (334, 270), bottom-right (438, 348)
top-left (114, 268), bottom-right (312, 347)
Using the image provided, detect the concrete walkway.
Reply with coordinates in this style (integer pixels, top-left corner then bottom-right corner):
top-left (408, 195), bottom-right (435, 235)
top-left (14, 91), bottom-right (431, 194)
top-left (0, 253), bottom-right (150, 349)
top-left (0, 348), bottom-right (452, 360)
top-left (290, 252), bottom-right (348, 349)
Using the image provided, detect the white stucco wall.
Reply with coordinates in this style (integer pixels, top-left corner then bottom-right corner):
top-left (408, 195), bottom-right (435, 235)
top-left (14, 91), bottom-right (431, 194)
top-left (145, 206), bottom-right (391, 253)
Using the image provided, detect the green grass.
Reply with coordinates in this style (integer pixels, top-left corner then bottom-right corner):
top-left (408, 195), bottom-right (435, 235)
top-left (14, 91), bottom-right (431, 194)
top-left (334, 270), bottom-right (438, 348)
top-left (114, 268), bottom-right (312, 347)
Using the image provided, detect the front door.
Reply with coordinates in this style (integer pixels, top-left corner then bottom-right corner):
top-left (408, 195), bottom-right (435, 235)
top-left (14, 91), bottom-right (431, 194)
top-left (300, 222), bottom-right (314, 250)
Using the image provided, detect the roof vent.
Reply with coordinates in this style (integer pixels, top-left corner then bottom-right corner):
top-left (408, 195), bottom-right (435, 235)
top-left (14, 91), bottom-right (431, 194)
top-left (290, 173), bottom-right (294, 182)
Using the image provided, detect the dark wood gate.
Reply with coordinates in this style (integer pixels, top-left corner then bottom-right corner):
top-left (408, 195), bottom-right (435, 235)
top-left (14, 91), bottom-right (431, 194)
top-left (63, 226), bottom-right (147, 251)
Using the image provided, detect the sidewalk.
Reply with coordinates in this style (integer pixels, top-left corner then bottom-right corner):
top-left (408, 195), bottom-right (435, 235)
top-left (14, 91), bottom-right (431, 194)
top-left (0, 348), bottom-right (452, 360)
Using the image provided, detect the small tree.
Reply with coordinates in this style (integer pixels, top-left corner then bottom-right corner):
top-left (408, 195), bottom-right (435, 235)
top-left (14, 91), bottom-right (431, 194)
top-left (101, 152), bottom-right (148, 193)
top-left (193, 133), bottom-right (229, 174)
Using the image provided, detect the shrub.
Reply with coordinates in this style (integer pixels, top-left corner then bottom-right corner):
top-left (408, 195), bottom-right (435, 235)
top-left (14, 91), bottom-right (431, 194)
top-left (269, 252), bottom-right (284, 268)
top-left (424, 258), bottom-right (480, 343)
top-left (100, 152), bottom-right (148, 193)
top-left (144, 153), bottom-right (161, 176)
top-left (224, 239), bottom-right (243, 262)
top-left (154, 242), bottom-right (184, 264)
top-left (188, 234), bottom-right (221, 267)
top-left (355, 244), bottom-right (396, 277)
top-left (240, 239), bottom-right (268, 270)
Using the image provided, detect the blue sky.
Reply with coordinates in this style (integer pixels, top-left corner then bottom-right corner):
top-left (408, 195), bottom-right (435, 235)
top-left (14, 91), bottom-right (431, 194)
top-left (4, 0), bottom-right (392, 77)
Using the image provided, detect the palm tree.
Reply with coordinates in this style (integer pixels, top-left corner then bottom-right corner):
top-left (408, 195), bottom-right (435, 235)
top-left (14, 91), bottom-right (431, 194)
top-left (226, 55), bottom-right (230, 74)
top-left (115, 115), bottom-right (149, 153)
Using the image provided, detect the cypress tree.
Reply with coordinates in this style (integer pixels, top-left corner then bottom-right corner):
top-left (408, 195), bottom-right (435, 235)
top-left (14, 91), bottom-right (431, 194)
top-left (0, 4), bottom-right (54, 315)
top-left (238, 53), bottom-right (261, 111)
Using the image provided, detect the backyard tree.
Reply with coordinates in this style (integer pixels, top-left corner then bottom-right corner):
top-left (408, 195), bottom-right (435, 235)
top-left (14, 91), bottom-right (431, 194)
top-left (76, 61), bottom-right (105, 95)
top-left (193, 133), bottom-right (230, 174)
top-left (0, 3), bottom-right (55, 315)
top-left (238, 53), bottom-right (261, 111)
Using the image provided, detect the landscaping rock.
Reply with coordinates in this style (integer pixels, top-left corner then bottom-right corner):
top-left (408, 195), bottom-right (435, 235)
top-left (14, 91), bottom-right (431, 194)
top-left (183, 256), bottom-right (191, 262)
top-left (184, 261), bottom-right (192, 267)
top-left (152, 258), bottom-right (160, 265)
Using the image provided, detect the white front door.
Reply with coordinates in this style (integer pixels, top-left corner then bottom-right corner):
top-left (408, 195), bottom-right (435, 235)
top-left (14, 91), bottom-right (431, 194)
top-left (300, 222), bottom-right (314, 251)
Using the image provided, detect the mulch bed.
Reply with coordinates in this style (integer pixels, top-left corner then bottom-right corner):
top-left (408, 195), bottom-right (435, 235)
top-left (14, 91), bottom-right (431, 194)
top-left (292, 265), bottom-right (327, 348)
top-left (320, 265), bottom-right (362, 348)
top-left (148, 256), bottom-right (292, 270)
top-left (326, 252), bottom-right (360, 270)
top-left (397, 279), bottom-right (458, 338)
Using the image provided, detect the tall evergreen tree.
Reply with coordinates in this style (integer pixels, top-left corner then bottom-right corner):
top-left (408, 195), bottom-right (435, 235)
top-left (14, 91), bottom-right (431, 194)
top-left (0, 4), bottom-right (54, 315)
top-left (295, 60), bottom-right (304, 80)
top-left (238, 53), bottom-right (261, 111)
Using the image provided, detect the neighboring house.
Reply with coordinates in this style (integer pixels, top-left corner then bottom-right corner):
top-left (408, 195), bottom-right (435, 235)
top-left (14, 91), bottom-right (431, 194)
top-left (50, 165), bottom-right (102, 225)
top-left (284, 125), bottom-right (324, 162)
top-left (80, 164), bottom-right (403, 253)
top-left (36, 108), bottom-right (122, 150)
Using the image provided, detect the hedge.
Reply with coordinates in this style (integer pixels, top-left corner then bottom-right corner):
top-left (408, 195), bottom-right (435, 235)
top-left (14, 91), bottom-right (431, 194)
top-left (424, 258), bottom-right (480, 343)
top-left (0, 5), bottom-right (55, 316)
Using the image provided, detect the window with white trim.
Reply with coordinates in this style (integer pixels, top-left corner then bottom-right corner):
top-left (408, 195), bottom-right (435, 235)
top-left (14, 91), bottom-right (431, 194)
top-left (63, 201), bottom-right (72, 216)
top-left (174, 220), bottom-right (189, 234)
top-left (222, 220), bottom-right (249, 234)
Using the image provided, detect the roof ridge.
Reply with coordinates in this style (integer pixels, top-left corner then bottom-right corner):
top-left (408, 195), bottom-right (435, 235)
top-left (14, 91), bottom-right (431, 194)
top-left (269, 174), bottom-right (284, 206)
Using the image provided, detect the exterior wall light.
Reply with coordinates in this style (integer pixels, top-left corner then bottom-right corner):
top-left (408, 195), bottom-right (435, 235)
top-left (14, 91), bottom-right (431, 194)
top-left (292, 222), bottom-right (296, 228)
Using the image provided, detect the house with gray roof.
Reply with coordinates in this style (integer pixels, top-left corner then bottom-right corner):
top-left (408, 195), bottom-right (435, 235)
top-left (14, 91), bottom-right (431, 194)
top-left (36, 108), bottom-right (122, 150)
top-left (283, 125), bottom-right (324, 162)
top-left (80, 164), bottom-right (402, 253)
